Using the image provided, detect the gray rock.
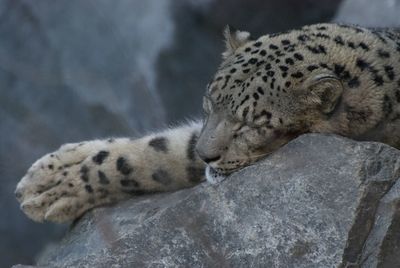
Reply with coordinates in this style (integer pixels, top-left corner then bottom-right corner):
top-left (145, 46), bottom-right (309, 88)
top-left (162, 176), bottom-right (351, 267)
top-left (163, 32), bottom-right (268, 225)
top-left (34, 134), bottom-right (400, 268)
top-left (333, 0), bottom-right (400, 27)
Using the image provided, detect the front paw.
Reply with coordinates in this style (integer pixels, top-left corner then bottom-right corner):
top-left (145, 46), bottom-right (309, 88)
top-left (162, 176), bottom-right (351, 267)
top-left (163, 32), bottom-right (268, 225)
top-left (15, 141), bottom-right (114, 223)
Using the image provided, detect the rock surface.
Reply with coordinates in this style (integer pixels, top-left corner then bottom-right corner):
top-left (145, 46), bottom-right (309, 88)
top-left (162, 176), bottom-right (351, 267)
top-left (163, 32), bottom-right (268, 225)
top-left (34, 134), bottom-right (400, 268)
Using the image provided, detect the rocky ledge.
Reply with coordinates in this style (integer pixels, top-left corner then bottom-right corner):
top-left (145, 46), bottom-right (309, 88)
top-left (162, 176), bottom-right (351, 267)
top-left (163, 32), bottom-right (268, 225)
top-left (21, 134), bottom-right (400, 267)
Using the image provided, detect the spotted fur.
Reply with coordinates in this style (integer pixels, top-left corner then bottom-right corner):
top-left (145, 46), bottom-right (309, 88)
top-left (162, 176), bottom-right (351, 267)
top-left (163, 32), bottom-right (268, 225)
top-left (16, 122), bottom-right (204, 222)
top-left (15, 23), bottom-right (400, 223)
top-left (198, 23), bottom-right (400, 175)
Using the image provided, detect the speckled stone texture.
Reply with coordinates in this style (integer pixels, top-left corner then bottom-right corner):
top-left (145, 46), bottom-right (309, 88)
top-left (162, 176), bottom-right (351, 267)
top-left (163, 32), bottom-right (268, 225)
top-left (33, 134), bottom-right (400, 268)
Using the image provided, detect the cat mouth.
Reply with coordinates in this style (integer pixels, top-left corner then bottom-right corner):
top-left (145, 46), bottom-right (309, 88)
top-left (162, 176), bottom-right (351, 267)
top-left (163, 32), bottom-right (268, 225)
top-left (205, 166), bottom-right (227, 184)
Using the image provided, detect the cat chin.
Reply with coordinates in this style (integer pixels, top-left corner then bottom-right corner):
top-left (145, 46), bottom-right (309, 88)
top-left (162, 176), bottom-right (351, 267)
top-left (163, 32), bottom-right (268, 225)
top-left (205, 166), bottom-right (227, 184)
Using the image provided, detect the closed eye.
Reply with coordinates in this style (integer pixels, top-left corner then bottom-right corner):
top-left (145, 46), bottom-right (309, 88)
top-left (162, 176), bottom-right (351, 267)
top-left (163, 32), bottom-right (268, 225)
top-left (236, 125), bottom-right (251, 134)
top-left (232, 122), bottom-right (244, 131)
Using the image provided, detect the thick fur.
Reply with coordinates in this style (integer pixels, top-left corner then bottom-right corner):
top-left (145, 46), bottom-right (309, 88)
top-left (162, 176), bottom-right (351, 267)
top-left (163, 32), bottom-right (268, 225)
top-left (16, 122), bottom-right (204, 222)
top-left (198, 23), bottom-right (400, 175)
top-left (16, 23), bottom-right (400, 223)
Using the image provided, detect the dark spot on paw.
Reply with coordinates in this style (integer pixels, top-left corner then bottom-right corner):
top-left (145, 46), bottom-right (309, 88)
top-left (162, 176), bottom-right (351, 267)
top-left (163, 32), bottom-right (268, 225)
top-left (116, 157), bottom-right (133, 175)
top-left (48, 164), bottom-right (54, 170)
top-left (152, 169), bottom-right (172, 185)
top-left (98, 170), bottom-right (110, 185)
top-left (149, 137), bottom-right (168, 153)
top-left (120, 179), bottom-right (140, 187)
top-left (92, 150), bottom-right (110, 165)
top-left (80, 165), bottom-right (89, 182)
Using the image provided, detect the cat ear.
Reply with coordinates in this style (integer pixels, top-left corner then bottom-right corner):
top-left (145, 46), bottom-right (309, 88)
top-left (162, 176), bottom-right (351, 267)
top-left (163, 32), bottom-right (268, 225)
top-left (222, 25), bottom-right (251, 59)
top-left (305, 74), bottom-right (344, 114)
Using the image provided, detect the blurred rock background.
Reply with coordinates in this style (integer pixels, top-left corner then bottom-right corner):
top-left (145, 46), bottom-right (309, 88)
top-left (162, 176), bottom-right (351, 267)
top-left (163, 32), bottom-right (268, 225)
top-left (1, 0), bottom-right (399, 266)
